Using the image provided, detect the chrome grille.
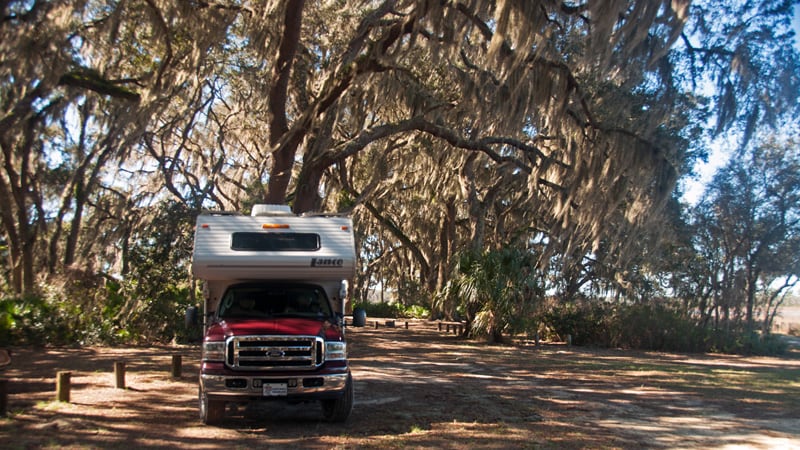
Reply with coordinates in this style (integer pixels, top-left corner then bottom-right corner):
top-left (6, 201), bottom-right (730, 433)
top-left (226, 335), bottom-right (323, 370)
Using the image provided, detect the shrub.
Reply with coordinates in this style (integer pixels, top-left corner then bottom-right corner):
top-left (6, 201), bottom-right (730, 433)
top-left (0, 292), bottom-right (82, 346)
top-left (539, 301), bottom-right (613, 346)
top-left (606, 302), bottom-right (707, 352)
top-left (706, 327), bottom-right (788, 355)
top-left (353, 301), bottom-right (430, 319)
top-left (538, 299), bottom-right (788, 355)
top-left (0, 273), bottom-right (196, 346)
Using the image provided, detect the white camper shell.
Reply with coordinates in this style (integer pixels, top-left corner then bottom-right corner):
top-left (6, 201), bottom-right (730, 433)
top-left (191, 204), bottom-right (356, 317)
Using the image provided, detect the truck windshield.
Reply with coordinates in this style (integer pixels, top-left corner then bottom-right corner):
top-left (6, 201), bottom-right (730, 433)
top-left (218, 284), bottom-right (333, 319)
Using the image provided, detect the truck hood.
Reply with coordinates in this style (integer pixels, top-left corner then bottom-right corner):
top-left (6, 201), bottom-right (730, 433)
top-left (208, 317), bottom-right (342, 340)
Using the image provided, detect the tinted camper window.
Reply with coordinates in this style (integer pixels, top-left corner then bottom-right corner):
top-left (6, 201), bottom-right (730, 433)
top-left (231, 232), bottom-right (320, 251)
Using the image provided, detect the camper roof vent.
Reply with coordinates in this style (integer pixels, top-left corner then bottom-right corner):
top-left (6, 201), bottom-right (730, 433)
top-left (251, 204), bottom-right (293, 217)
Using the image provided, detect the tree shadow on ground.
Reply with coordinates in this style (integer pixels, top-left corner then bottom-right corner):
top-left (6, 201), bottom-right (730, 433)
top-left (0, 325), bottom-right (798, 448)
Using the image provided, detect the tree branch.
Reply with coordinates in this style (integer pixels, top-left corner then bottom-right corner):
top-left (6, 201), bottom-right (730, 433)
top-left (58, 69), bottom-right (141, 101)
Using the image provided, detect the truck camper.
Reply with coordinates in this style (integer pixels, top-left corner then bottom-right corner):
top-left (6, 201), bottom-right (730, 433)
top-left (191, 204), bottom-right (355, 424)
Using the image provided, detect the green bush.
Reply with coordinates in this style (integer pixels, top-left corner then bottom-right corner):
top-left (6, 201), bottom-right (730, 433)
top-left (124, 283), bottom-right (197, 344)
top-left (539, 301), bottom-right (613, 346)
top-left (0, 292), bottom-right (83, 346)
top-left (0, 274), bottom-right (196, 346)
top-left (606, 302), bottom-right (706, 352)
top-left (537, 300), bottom-right (787, 355)
top-left (0, 298), bottom-right (13, 345)
top-left (706, 328), bottom-right (788, 355)
top-left (353, 301), bottom-right (430, 319)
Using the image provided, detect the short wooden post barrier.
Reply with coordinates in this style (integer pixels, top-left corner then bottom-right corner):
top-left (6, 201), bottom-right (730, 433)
top-left (114, 361), bottom-right (126, 389)
top-left (171, 355), bottom-right (182, 378)
top-left (56, 371), bottom-right (71, 402)
top-left (441, 321), bottom-right (465, 335)
top-left (567, 334), bottom-right (573, 346)
top-left (0, 378), bottom-right (8, 415)
top-left (374, 320), bottom-right (378, 329)
top-left (405, 321), bottom-right (409, 329)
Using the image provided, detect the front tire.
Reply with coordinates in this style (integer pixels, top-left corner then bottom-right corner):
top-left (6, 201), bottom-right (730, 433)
top-left (321, 373), bottom-right (353, 422)
top-left (199, 387), bottom-right (225, 425)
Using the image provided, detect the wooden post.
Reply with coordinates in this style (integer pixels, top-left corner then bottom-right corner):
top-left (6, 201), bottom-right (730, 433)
top-left (56, 371), bottom-right (71, 402)
top-left (438, 322), bottom-right (442, 331)
top-left (535, 332), bottom-right (541, 347)
top-left (171, 355), bottom-right (182, 378)
top-left (405, 321), bottom-right (409, 329)
top-left (567, 334), bottom-right (573, 346)
top-left (114, 361), bottom-right (126, 389)
top-left (0, 378), bottom-right (8, 415)
top-left (374, 320), bottom-right (378, 329)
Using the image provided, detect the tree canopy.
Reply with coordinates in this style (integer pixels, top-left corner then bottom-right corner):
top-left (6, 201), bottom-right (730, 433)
top-left (1, 0), bottom-right (799, 348)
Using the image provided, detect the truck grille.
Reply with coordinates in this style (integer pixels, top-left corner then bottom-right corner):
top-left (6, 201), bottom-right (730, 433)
top-left (226, 335), bottom-right (323, 371)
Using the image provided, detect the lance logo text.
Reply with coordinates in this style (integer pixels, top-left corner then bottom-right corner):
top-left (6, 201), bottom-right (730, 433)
top-left (311, 258), bottom-right (344, 267)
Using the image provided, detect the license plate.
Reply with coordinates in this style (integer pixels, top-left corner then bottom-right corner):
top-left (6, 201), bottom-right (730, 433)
top-left (262, 383), bottom-right (288, 397)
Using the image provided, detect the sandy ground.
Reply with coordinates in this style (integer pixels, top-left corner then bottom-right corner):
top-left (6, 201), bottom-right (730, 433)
top-left (0, 320), bottom-right (799, 449)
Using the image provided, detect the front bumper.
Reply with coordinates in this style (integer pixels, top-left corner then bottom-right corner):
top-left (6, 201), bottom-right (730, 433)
top-left (200, 369), bottom-right (349, 401)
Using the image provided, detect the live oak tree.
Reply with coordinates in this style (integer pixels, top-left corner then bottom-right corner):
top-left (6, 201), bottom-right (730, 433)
top-left (0, 0), bottom-right (239, 292)
top-left (0, 0), bottom-right (798, 347)
top-left (692, 136), bottom-right (800, 335)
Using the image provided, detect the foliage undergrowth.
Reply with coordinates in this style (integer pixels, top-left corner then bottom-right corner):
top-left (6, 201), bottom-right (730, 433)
top-left (0, 201), bottom-right (199, 347)
top-left (538, 300), bottom-right (788, 355)
top-left (353, 301), bottom-right (430, 319)
top-left (0, 293), bottom-right (81, 346)
top-left (0, 278), bottom-right (197, 346)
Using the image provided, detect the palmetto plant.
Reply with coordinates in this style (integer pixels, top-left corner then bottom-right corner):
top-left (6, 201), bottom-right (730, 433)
top-left (437, 247), bottom-right (541, 342)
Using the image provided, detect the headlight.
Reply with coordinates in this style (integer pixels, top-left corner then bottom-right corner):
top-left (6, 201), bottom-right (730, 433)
top-left (202, 340), bottom-right (225, 362)
top-left (325, 341), bottom-right (347, 361)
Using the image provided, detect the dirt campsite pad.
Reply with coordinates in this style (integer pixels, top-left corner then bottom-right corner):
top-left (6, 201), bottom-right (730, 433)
top-left (1, 322), bottom-right (799, 449)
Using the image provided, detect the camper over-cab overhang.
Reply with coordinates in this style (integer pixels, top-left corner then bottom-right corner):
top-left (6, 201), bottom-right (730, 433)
top-left (191, 204), bottom-right (355, 281)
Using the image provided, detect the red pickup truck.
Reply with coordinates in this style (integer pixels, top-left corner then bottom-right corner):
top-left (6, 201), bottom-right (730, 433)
top-left (191, 205), bottom-right (355, 424)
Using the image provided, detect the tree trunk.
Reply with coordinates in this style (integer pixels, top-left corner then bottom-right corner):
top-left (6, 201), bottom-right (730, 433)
top-left (21, 234), bottom-right (35, 293)
top-left (63, 183), bottom-right (86, 267)
top-left (6, 242), bottom-right (23, 294)
top-left (0, 176), bottom-right (23, 293)
top-left (265, 0), bottom-right (305, 205)
top-left (293, 162), bottom-right (324, 213)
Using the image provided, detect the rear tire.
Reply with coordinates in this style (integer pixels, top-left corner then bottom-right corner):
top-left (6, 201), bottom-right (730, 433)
top-left (321, 373), bottom-right (353, 422)
top-left (199, 387), bottom-right (225, 425)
